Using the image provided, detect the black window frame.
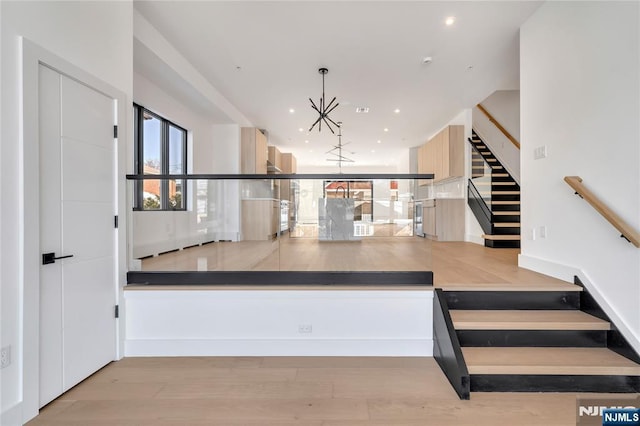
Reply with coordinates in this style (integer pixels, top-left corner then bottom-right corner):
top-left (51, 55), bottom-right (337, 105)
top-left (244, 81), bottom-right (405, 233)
top-left (133, 103), bottom-right (188, 211)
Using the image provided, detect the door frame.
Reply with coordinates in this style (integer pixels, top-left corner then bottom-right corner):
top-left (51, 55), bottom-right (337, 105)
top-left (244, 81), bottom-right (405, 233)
top-left (21, 38), bottom-right (128, 423)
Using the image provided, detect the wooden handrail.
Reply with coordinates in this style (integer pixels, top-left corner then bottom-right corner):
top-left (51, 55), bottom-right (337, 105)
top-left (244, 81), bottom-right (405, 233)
top-left (564, 176), bottom-right (640, 248)
top-left (476, 104), bottom-right (521, 150)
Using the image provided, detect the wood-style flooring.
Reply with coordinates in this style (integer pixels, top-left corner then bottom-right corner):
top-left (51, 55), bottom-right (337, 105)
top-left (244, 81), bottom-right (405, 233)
top-left (139, 236), bottom-right (569, 289)
top-left (29, 241), bottom-right (630, 425)
top-left (27, 356), bottom-right (639, 426)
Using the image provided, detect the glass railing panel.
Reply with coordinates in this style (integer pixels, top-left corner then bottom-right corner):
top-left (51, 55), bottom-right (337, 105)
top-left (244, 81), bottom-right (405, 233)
top-left (127, 176), bottom-right (432, 275)
top-left (470, 146), bottom-right (493, 206)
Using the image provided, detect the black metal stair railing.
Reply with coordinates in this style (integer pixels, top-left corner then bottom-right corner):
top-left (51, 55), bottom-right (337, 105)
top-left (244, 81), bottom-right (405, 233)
top-left (468, 180), bottom-right (492, 235)
top-left (467, 140), bottom-right (494, 235)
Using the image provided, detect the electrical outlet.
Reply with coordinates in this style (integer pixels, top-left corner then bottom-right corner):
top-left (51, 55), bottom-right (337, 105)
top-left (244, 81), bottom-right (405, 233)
top-left (534, 145), bottom-right (547, 160)
top-left (298, 324), bottom-right (313, 333)
top-left (539, 226), bottom-right (547, 239)
top-left (1, 345), bottom-right (11, 369)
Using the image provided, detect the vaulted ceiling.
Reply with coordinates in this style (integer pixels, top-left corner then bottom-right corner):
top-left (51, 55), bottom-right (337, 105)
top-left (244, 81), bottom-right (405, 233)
top-left (134, 1), bottom-right (541, 169)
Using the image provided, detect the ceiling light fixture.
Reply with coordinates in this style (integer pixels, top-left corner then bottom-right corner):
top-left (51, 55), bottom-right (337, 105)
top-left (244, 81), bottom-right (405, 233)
top-left (298, 128), bottom-right (304, 132)
top-left (394, 108), bottom-right (401, 114)
top-left (326, 123), bottom-right (354, 173)
top-left (384, 128), bottom-right (389, 132)
top-left (289, 108), bottom-right (295, 113)
top-left (445, 16), bottom-right (456, 26)
top-left (309, 67), bottom-right (340, 133)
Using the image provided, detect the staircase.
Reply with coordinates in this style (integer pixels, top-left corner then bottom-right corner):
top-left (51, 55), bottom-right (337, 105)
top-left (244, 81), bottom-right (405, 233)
top-left (468, 131), bottom-right (521, 248)
top-left (436, 278), bottom-right (640, 397)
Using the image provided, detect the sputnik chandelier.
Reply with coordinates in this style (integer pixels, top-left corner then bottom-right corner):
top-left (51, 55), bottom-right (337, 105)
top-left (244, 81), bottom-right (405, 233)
top-left (309, 67), bottom-right (340, 133)
top-left (326, 123), bottom-right (354, 173)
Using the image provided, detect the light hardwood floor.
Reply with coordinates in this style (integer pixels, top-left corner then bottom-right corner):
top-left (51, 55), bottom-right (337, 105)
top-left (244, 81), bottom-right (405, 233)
top-left (27, 356), bottom-right (639, 426)
top-left (139, 236), bottom-right (569, 289)
top-left (29, 241), bottom-right (622, 425)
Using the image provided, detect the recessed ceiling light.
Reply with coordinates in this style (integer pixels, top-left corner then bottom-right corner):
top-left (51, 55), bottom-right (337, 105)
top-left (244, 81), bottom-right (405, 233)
top-left (298, 128), bottom-right (304, 132)
top-left (384, 128), bottom-right (389, 132)
top-left (394, 108), bottom-right (401, 114)
top-left (289, 108), bottom-right (295, 113)
top-left (377, 140), bottom-right (382, 144)
top-left (445, 16), bottom-right (456, 26)
top-left (304, 140), bottom-right (309, 143)
top-left (371, 150), bottom-right (376, 153)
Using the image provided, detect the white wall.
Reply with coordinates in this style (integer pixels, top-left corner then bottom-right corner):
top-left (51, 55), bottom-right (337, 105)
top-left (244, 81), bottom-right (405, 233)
top-left (480, 90), bottom-right (520, 141)
top-left (132, 73), bottom-right (242, 258)
top-left (520, 2), bottom-right (640, 352)
top-left (125, 289), bottom-right (433, 357)
top-left (1, 1), bottom-right (133, 423)
top-left (473, 90), bottom-right (521, 183)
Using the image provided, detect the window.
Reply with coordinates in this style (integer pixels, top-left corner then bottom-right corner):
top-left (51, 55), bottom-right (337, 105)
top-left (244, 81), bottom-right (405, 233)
top-left (134, 104), bottom-right (187, 210)
top-left (323, 180), bottom-right (373, 221)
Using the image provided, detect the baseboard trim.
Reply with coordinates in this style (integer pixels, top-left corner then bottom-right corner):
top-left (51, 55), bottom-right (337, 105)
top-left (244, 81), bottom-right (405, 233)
top-left (517, 254), bottom-right (640, 357)
top-left (465, 234), bottom-right (485, 246)
top-left (125, 338), bottom-right (433, 357)
top-left (1, 401), bottom-right (22, 426)
top-left (517, 254), bottom-right (579, 282)
top-left (575, 273), bottom-right (640, 360)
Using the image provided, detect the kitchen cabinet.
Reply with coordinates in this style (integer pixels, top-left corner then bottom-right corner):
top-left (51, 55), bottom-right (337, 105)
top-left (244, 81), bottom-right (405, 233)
top-left (417, 125), bottom-right (464, 182)
top-left (281, 153), bottom-right (297, 174)
top-left (279, 153), bottom-right (297, 204)
top-left (241, 127), bottom-right (268, 174)
top-left (267, 145), bottom-right (282, 173)
top-left (241, 199), bottom-right (279, 240)
top-left (423, 198), bottom-right (465, 241)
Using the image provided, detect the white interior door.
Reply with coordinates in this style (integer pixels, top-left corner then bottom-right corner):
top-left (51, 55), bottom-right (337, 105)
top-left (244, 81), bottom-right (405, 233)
top-left (39, 64), bottom-right (117, 407)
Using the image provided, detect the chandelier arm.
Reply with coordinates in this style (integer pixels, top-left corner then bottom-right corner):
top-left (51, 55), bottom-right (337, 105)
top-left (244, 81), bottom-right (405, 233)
top-left (322, 117), bottom-right (336, 134)
top-left (324, 102), bottom-right (340, 116)
top-left (324, 115), bottom-right (341, 130)
top-left (324, 97), bottom-right (337, 111)
top-left (309, 98), bottom-right (321, 113)
top-left (308, 116), bottom-right (322, 132)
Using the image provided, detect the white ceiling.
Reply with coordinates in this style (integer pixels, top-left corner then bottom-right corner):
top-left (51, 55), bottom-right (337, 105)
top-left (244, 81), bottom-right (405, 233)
top-left (133, 1), bottom-right (541, 169)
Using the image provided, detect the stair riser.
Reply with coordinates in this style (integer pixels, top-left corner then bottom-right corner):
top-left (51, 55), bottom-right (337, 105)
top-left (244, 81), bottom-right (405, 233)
top-left (491, 227), bottom-right (521, 236)
top-left (470, 375), bottom-right (640, 393)
top-left (491, 176), bottom-right (517, 183)
top-left (490, 205), bottom-right (520, 212)
top-left (491, 185), bottom-right (520, 192)
top-left (492, 215), bottom-right (521, 222)
top-left (443, 291), bottom-right (580, 310)
top-left (484, 239), bottom-right (521, 248)
top-left (457, 330), bottom-right (607, 348)
top-left (491, 194), bottom-right (520, 202)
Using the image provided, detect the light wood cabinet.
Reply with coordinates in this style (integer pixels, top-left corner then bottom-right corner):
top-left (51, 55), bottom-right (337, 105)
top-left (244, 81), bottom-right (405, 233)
top-left (241, 199), bottom-right (279, 240)
top-left (280, 153), bottom-right (297, 203)
top-left (417, 125), bottom-right (464, 182)
top-left (423, 198), bottom-right (465, 241)
top-left (281, 153), bottom-right (297, 174)
top-left (241, 127), bottom-right (268, 174)
top-left (268, 145), bottom-right (282, 173)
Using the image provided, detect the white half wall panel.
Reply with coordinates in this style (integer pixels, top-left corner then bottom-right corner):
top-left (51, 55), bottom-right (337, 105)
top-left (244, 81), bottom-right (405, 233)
top-left (125, 289), bottom-right (434, 357)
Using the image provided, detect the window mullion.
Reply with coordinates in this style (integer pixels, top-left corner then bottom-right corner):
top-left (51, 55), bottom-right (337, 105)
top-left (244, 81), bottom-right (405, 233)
top-left (161, 119), bottom-right (169, 210)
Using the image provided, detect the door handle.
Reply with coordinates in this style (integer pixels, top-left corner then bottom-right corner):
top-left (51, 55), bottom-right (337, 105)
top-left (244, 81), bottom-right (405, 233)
top-left (42, 252), bottom-right (74, 265)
